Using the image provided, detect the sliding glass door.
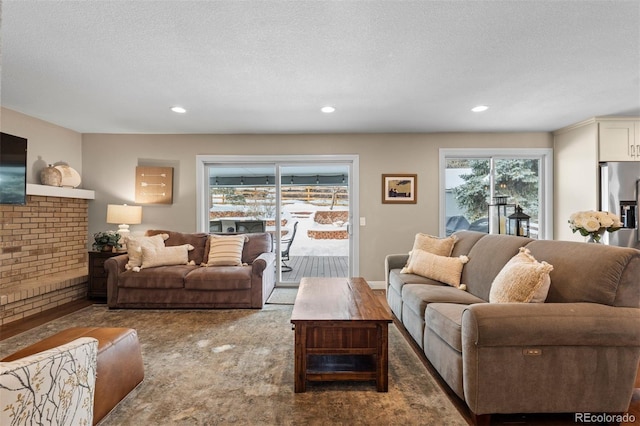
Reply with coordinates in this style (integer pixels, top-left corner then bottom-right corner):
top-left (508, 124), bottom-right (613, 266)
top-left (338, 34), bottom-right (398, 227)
top-left (196, 155), bottom-right (358, 286)
top-left (277, 164), bottom-right (350, 283)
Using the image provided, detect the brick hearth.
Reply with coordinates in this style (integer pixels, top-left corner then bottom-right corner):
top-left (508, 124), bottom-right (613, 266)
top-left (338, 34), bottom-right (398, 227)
top-left (0, 193), bottom-right (89, 325)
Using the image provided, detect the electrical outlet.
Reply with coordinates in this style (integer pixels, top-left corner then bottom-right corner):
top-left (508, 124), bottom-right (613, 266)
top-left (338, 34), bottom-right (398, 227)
top-left (360, 217), bottom-right (366, 226)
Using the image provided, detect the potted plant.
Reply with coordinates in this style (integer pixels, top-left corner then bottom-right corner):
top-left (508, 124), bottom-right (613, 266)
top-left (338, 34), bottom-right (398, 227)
top-left (92, 230), bottom-right (122, 252)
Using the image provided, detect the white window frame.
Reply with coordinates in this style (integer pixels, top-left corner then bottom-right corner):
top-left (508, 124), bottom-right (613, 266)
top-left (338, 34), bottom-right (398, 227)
top-left (195, 154), bottom-right (360, 276)
top-left (438, 148), bottom-right (553, 240)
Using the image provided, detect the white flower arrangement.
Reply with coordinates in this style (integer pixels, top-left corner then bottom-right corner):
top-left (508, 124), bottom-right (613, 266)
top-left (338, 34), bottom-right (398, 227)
top-left (568, 210), bottom-right (623, 243)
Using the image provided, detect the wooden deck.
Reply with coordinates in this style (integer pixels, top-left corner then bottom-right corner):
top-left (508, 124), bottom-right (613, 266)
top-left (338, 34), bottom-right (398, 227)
top-left (281, 256), bottom-right (348, 282)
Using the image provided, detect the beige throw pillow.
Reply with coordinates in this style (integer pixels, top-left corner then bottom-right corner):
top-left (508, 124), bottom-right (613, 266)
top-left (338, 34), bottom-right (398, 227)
top-left (411, 233), bottom-right (458, 256)
top-left (402, 249), bottom-right (469, 290)
top-left (139, 244), bottom-right (194, 270)
top-left (126, 234), bottom-right (169, 270)
top-left (489, 247), bottom-right (554, 303)
top-left (401, 233), bottom-right (458, 273)
top-left (205, 234), bottom-right (246, 266)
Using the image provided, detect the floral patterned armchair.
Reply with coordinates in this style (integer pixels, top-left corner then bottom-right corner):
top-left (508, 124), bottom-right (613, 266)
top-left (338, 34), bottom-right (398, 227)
top-left (1, 337), bottom-right (98, 426)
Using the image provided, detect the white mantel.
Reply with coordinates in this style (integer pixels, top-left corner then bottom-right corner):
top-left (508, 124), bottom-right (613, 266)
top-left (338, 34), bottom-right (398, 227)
top-left (26, 184), bottom-right (95, 200)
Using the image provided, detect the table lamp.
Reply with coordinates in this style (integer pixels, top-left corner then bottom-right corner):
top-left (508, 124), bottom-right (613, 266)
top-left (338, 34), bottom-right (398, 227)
top-left (106, 204), bottom-right (142, 250)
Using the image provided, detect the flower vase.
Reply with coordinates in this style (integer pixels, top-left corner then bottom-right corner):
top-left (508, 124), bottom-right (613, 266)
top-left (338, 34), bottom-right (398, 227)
top-left (586, 228), bottom-right (606, 244)
top-left (102, 245), bottom-right (114, 252)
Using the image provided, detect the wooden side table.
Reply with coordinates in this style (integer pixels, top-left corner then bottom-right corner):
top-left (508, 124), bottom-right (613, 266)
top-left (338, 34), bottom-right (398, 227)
top-left (88, 251), bottom-right (120, 301)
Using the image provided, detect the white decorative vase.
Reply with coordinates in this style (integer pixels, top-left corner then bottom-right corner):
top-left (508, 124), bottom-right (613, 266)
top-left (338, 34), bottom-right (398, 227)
top-left (40, 164), bottom-right (62, 186)
top-left (54, 165), bottom-right (82, 188)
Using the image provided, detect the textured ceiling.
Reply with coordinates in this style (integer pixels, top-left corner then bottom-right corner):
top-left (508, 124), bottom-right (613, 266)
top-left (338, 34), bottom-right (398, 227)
top-left (1, 0), bottom-right (639, 134)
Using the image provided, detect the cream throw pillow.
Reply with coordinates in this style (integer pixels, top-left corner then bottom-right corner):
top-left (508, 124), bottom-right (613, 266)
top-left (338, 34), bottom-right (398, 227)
top-left (489, 247), bottom-right (554, 303)
top-left (126, 234), bottom-right (169, 270)
top-left (139, 244), bottom-right (195, 270)
top-left (401, 233), bottom-right (458, 273)
top-left (402, 249), bottom-right (469, 290)
top-left (411, 233), bottom-right (458, 256)
top-left (206, 234), bottom-right (246, 266)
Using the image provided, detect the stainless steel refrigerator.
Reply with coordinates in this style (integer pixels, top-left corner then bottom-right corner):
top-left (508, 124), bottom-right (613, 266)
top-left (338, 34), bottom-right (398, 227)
top-left (600, 162), bottom-right (640, 249)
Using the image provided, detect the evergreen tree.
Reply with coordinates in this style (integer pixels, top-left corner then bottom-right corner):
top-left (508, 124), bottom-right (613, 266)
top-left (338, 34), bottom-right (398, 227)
top-left (451, 159), bottom-right (538, 221)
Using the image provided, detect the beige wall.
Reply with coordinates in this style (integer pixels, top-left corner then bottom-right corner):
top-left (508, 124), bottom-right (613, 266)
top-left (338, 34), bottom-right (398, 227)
top-left (82, 132), bottom-right (552, 281)
top-left (0, 108), bottom-right (83, 183)
top-left (1, 108), bottom-right (554, 281)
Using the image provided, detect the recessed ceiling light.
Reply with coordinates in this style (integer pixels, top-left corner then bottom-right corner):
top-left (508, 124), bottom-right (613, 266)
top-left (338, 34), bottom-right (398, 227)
top-left (471, 105), bottom-right (489, 112)
top-left (171, 106), bottom-right (187, 113)
top-left (321, 106), bottom-right (336, 113)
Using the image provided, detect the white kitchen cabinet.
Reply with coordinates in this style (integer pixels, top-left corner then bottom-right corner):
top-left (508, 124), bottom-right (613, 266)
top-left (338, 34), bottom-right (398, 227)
top-left (553, 116), bottom-right (639, 241)
top-left (553, 120), bottom-right (600, 241)
top-left (599, 120), bottom-right (640, 161)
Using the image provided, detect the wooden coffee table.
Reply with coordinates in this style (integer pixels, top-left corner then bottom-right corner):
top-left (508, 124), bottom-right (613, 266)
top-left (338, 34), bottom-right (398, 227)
top-left (290, 277), bottom-right (392, 392)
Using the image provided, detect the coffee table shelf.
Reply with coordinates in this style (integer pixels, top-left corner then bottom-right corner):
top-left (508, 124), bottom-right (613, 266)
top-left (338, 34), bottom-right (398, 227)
top-left (307, 354), bottom-right (377, 383)
top-left (307, 354), bottom-right (376, 375)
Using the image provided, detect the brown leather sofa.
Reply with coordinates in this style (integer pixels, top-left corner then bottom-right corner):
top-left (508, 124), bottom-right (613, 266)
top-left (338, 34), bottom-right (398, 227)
top-left (386, 230), bottom-right (640, 423)
top-left (105, 230), bottom-right (276, 309)
top-left (1, 327), bottom-right (144, 425)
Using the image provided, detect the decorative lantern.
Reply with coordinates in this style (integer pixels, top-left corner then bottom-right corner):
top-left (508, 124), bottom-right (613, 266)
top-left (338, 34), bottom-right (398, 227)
top-left (508, 205), bottom-right (530, 237)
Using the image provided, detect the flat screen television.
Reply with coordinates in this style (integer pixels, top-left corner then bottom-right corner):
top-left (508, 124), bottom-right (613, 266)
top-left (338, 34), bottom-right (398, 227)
top-left (0, 132), bottom-right (28, 205)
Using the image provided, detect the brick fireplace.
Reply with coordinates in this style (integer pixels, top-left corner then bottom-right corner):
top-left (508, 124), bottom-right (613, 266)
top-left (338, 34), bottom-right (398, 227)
top-left (0, 186), bottom-right (93, 325)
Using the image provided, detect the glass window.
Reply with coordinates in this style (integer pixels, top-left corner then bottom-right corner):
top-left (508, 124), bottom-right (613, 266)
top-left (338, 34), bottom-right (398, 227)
top-left (207, 165), bottom-right (276, 232)
top-left (445, 158), bottom-right (491, 235)
top-left (441, 149), bottom-right (552, 239)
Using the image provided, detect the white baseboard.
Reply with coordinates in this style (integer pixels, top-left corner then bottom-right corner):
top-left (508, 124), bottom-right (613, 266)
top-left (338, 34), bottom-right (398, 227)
top-left (368, 280), bottom-right (386, 290)
top-left (277, 280), bottom-right (386, 290)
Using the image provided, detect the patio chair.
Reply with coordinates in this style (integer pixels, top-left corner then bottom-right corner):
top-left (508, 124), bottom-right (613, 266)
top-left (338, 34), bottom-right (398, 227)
top-left (210, 220), bottom-right (223, 232)
top-left (281, 221), bottom-right (298, 272)
top-left (235, 220), bottom-right (266, 233)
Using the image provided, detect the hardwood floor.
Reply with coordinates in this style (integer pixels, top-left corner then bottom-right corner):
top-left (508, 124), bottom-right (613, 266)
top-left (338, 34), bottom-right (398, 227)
top-left (281, 255), bottom-right (348, 281)
top-left (2, 293), bottom-right (638, 425)
top-left (0, 298), bottom-right (93, 342)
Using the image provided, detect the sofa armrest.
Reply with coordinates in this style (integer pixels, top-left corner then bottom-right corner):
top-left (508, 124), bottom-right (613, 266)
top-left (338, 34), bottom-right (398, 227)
top-left (105, 253), bottom-right (129, 273)
top-left (386, 253), bottom-right (409, 271)
top-left (105, 254), bottom-right (129, 308)
top-left (0, 337), bottom-right (98, 425)
top-left (461, 302), bottom-right (640, 415)
top-left (462, 302), bottom-right (640, 347)
top-left (252, 252), bottom-right (276, 277)
top-left (384, 253), bottom-right (409, 288)
top-left (251, 251), bottom-right (276, 308)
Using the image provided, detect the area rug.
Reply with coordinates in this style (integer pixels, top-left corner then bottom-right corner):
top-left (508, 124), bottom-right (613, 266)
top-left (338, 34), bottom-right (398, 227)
top-left (266, 287), bottom-right (298, 305)
top-left (0, 305), bottom-right (466, 425)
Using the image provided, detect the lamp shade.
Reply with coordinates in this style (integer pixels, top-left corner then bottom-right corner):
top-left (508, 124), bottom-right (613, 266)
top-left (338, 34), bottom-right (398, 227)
top-left (106, 204), bottom-right (142, 225)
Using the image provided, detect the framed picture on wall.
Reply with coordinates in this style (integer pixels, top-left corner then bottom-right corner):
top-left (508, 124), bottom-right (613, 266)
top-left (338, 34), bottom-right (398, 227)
top-left (382, 174), bottom-right (417, 204)
top-left (135, 166), bottom-right (174, 204)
